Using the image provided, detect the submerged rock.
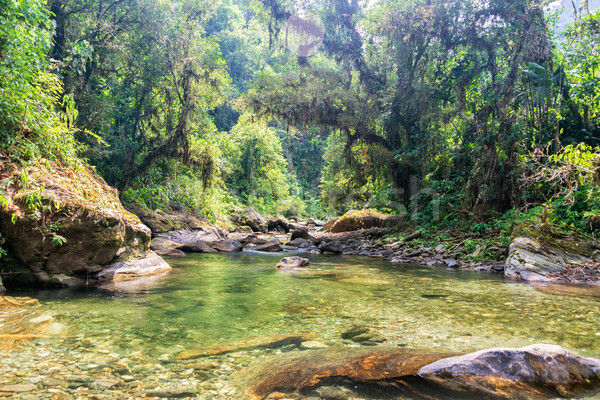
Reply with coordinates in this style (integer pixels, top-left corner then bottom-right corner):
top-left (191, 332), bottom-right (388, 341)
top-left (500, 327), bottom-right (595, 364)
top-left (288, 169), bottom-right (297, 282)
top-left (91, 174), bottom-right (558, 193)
top-left (505, 237), bottom-right (591, 283)
top-left (238, 347), bottom-right (455, 400)
top-left (154, 248), bottom-right (185, 257)
top-left (276, 256), bottom-right (309, 269)
top-left (175, 333), bottom-right (317, 360)
top-left (418, 344), bottom-right (600, 399)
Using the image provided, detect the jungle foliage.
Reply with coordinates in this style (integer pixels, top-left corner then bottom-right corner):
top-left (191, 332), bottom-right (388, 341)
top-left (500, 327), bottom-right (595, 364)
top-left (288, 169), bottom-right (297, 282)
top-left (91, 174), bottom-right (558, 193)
top-left (1, 0), bottom-right (599, 231)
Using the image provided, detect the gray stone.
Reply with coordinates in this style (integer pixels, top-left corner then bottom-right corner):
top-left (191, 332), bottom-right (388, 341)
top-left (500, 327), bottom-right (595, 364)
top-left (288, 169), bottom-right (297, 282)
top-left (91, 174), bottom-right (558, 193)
top-left (505, 237), bottom-right (589, 282)
top-left (319, 241), bottom-right (342, 254)
top-left (209, 239), bottom-right (243, 252)
top-left (418, 344), bottom-right (600, 398)
top-left (276, 256), bottom-right (310, 269)
top-left (150, 237), bottom-right (180, 251)
top-left (177, 240), bottom-right (217, 253)
top-left (233, 208), bottom-right (268, 233)
top-left (240, 234), bottom-right (267, 245)
top-left (97, 251), bottom-right (171, 281)
top-left (156, 228), bottom-right (225, 244)
top-left (256, 240), bottom-right (283, 252)
top-left (287, 237), bottom-right (311, 247)
top-left (444, 258), bottom-right (458, 268)
top-left (291, 227), bottom-right (311, 241)
top-left (154, 248), bottom-right (186, 257)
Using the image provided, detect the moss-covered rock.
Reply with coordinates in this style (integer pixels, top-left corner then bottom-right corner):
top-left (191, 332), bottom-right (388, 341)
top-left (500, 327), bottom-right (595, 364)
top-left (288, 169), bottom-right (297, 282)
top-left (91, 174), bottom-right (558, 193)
top-left (330, 209), bottom-right (387, 233)
top-left (0, 161), bottom-right (170, 288)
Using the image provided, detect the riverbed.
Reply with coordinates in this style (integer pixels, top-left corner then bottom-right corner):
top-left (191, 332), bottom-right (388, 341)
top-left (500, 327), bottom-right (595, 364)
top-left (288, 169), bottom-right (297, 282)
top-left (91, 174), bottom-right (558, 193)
top-left (2, 252), bottom-right (600, 399)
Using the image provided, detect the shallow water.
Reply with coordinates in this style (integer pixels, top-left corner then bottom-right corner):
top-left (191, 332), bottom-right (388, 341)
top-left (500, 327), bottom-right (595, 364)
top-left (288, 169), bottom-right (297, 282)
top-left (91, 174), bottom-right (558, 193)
top-left (4, 252), bottom-right (600, 398)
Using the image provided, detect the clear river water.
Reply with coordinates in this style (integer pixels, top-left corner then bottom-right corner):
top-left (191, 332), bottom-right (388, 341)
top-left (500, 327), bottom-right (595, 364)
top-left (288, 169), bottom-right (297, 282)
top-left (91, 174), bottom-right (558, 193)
top-left (3, 252), bottom-right (600, 399)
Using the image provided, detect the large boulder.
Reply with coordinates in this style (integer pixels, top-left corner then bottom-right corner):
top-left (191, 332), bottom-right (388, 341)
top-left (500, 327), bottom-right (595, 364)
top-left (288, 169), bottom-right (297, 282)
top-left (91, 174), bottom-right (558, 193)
top-left (0, 162), bottom-right (169, 288)
top-left (132, 207), bottom-right (207, 233)
top-left (330, 210), bottom-right (386, 233)
top-left (505, 237), bottom-right (591, 282)
top-left (290, 227), bottom-right (311, 240)
top-left (97, 251), bottom-right (171, 281)
top-left (318, 240), bottom-right (342, 255)
top-left (232, 208), bottom-right (268, 233)
top-left (418, 344), bottom-right (600, 399)
top-left (238, 347), bottom-right (455, 400)
top-left (267, 216), bottom-right (290, 233)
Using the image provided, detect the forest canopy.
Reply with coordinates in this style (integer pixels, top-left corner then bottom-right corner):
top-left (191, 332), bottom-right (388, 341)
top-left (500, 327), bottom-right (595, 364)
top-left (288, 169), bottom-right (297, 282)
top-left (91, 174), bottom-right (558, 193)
top-left (1, 0), bottom-right (599, 233)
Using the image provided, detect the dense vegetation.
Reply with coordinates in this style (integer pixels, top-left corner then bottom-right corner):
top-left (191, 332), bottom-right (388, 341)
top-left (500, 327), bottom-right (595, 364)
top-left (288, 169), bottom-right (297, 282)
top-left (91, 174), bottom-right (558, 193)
top-left (1, 0), bottom-right (599, 238)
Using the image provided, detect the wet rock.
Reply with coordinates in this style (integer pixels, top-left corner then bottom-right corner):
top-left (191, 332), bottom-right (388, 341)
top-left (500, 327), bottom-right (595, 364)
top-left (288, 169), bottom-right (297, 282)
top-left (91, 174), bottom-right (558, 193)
top-left (175, 333), bottom-right (317, 360)
top-left (0, 296), bottom-right (63, 347)
top-left (240, 234), bottom-right (268, 246)
top-left (150, 237), bottom-right (180, 251)
top-left (256, 240), bottom-right (283, 252)
top-left (208, 239), bottom-right (243, 252)
top-left (287, 238), bottom-right (311, 247)
top-left (444, 258), bottom-right (458, 268)
top-left (318, 241), bottom-right (342, 255)
top-left (290, 228), bottom-right (311, 241)
top-left (239, 347), bottom-right (456, 400)
top-left (97, 251), bottom-right (171, 281)
top-left (341, 326), bottom-right (386, 344)
top-left (177, 240), bottom-right (217, 253)
top-left (233, 208), bottom-right (268, 233)
top-left (89, 379), bottom-right (120, 390)
top-left (276, 257), bottom-right (309, 269)
top-left (146, 387), bottom-right (200, 398)
top-left (418, 344), bottom-right (600, 399)
top-left (315, 385), bottom-right (353, 400)
top-left (505, 237), bottom-right (590, 282)
top-left (154, 248), bottom-right (185, 257)
top-left (0, 383), bottom-right (37, 392)
top-left (330, 210), bottom-right (386, 233)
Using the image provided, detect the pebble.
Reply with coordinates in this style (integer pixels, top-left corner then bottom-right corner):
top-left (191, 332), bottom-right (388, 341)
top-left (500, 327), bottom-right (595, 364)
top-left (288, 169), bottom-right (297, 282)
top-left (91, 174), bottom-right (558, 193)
top-left (0, 384), bottom-right (37, 393)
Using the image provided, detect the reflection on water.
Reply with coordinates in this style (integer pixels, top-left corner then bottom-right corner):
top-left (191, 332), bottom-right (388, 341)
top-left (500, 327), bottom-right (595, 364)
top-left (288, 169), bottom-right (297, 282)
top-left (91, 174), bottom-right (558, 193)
top-left (16, 252), bottom-right (600, 360)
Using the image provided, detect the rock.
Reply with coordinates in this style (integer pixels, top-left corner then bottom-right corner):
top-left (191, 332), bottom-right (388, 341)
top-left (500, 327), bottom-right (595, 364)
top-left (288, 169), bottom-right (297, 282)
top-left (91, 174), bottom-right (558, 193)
top-left (268, 217), bottom-right (290, 233)
top-left (209, 239), bottom-right (243, 252)
top-left (89, 379), bottom-right (120, 390)
top-left (314, 386), bottom-right (352, 400)
top-left (240, 234), bottom-right (268, 246)
top-left (505, 237), bottom-right (590, 282)
top-left (287, 237), bottom-right (311, 247)
top-left (154, 248), bottom-right (185, 257)
top-left (150, 237), bottom-right (180, 251)
top-left (290, 227), bottom-right (311, 241)
top-left (146, 387), bottom-right (200, 398)
top-left (233, 208), bottom-right (268, 233)
top-left (444, 258), bottom-right (458, 268)
top-left (318, 241), bottom-right (342, 254)
top-left (0, 383), bottom-right (37, 392)
top-left (132, 207), bottom-right (209, 233)
top-left (341, 326), bottom-right (386, 344)
top-left (434, 244), bottom-right (446, 253)
top-left (276, 257), bottom-right (309, 269)
top-left (238, 347), bottom-right (456, 400)
top-left (156, 228), bottom-right (226, 244)
top-left (0, 276), bottom-right (4, 293)
top-left (320, 218), bottom-right (338, 232)
top-left (175, 333), bottom-right (317, 360)
top-left (418, 344), bottom-right (600, 399)
top-left (0, 163), bottom-right (156, 288)
top-left (177, 240), bottom-right (217, 253)
top-left (256, 240), bottom-right (283, 252)
top-left (330, 210), bottom-right (386, 233)
top-left (97, 251), bottom-right (171, 281)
